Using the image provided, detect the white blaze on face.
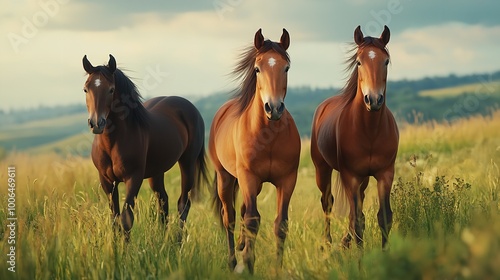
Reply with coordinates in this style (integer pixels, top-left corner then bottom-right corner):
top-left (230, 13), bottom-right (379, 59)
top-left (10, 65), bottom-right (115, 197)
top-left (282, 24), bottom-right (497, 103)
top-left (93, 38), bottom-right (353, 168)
top-left (368, 50), bottom-right (376, 60)
top-left (268, 57), bottom-right (276, 68)
top-left (94, 78), bottom-right (101, 87)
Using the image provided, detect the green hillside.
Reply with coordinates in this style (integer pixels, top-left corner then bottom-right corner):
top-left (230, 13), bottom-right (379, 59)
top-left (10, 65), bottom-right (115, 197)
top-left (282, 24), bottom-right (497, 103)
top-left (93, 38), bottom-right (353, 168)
top-left (419, 81), bottom-right (500, 98)
top-left (1, 71), bottom-right (499, 156)
top-left (0, 113), bottom-right (88, 151)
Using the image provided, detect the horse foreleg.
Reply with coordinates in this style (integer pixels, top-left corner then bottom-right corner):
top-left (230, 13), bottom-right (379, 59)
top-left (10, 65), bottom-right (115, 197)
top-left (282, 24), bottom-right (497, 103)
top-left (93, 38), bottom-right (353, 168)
top-left (341, 174), bottom-right (367, 248)
top-left (237, 203), bottom-right (246, 251)
top-left (121, 175), bottom-right (143, 241)
top-left (376, 169), bottom-right (394, 249)
top-left (239, 172), bottom-right (262, 274)
top-left (99, 175), bottom-right (120, 229)
top-left (217, 170), bottom-right (237, 271)
top-left (274, 172), bottom-right (297, 268)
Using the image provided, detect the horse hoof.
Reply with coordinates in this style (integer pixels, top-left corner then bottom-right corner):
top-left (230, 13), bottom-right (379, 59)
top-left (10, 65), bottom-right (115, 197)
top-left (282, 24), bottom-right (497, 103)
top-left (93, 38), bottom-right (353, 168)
top-left (234, 263), bottom-right (245, 274)
top-left (227, 256), bottom-right (237, 271)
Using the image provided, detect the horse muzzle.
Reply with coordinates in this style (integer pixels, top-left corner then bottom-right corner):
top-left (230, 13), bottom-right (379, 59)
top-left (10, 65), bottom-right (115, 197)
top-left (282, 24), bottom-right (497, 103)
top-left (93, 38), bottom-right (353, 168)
top-left (363, 93), bottom-right (384, 112)
top-left (264, 101), bottom-right (285, 121)
top-left (88, 117), bottom-right (107, 134)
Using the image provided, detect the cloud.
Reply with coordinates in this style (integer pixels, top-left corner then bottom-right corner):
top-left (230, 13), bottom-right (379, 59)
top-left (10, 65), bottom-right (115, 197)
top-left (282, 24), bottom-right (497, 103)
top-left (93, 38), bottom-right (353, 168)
top-left (389, 23), bottom-right (500, 80)
top-left (1, 0), bottom-right (499, 110)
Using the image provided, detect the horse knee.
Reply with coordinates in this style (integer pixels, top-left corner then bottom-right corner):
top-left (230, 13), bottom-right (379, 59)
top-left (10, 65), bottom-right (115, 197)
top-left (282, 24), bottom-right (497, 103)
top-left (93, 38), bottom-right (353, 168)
top-left (244, 213), bottom-right (261, 234)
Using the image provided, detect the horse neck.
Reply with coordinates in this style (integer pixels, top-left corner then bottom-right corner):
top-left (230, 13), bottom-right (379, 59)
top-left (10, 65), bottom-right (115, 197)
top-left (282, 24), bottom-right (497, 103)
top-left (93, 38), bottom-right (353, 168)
top-left (98, 101), bottom-right (145, 147)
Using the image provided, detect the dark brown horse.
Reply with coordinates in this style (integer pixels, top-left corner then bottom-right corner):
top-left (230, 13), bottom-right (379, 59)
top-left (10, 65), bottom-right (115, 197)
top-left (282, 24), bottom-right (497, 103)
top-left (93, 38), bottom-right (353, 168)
top-left (209, 29), bottom-right (301, 273)
top-left (82, 54), bottom-right (209, 239)
top-left (311, 26), bottom-right (399, 249)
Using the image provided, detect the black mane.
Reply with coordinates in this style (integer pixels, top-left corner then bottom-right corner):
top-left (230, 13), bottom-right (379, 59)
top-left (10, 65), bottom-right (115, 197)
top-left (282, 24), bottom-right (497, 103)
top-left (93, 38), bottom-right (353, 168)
top-left (95, 66), bottom-right (150, 126)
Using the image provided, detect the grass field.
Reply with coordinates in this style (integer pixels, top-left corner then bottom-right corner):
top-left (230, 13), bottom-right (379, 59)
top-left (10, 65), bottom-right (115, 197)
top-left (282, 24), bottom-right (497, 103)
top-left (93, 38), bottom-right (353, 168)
top-left (419, 81), bottom-right (500, 98)
top-left (0, 112), bottom-right (499, 279)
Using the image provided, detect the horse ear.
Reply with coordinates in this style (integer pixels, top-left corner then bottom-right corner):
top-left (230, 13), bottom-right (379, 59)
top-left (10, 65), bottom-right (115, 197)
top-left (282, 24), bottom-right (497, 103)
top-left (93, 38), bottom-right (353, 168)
top-left (83, 55), bottom-right (96, 74)
top-left (254, 28), bottom-right (264, 50)
top-left (107, 54), bottom-right (116, 73)
top-left (280, 28), bottom-right (290, 50)
top-left (354, 25), bottom-right (364, 46)
top-left (380, 25), bottom-right (390, 46)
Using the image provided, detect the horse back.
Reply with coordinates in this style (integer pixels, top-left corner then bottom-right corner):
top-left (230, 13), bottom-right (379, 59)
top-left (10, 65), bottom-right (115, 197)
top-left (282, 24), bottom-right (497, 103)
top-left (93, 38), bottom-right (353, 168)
top-left (143, 96), bottom-right (205, 176)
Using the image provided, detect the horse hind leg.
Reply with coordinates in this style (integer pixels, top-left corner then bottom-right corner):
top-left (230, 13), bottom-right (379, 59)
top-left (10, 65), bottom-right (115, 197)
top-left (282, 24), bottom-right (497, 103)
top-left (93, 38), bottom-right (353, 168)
top-left (148, 174), bottom-right (169, 225)
top-left (178, 158), bottom-right (196, 229)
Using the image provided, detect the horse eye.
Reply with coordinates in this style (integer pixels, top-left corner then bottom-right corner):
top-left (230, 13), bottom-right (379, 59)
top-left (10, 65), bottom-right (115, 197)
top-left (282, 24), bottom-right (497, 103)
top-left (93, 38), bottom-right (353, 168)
top-left (385, 59), bottom-right (390, 66)
top-left (83, 88), bottom-right (88, 93)
top-left (357, 61), bottom-right (361, 66)
top-left (285, 66), bottom-right (290, 73)
top-left (109, 88), bottom-right (115, 94)
top-left (255, 67), bottom-right (260, 73)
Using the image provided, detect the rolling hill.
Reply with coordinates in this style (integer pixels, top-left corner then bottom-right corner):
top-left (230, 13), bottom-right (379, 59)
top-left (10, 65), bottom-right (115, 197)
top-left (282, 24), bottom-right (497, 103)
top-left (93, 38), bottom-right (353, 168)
top-left (1, 71), bottom-right (499, 156)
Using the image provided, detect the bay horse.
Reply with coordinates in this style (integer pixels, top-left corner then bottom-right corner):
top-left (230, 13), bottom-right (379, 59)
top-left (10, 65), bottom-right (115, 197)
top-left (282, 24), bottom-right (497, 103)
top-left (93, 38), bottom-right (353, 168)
top-left (311, 26), bottom-right (399, 249)
top-left (82, 54), bottom-right (209, 240)
top-left (209, 29), bottom-right (301, 273)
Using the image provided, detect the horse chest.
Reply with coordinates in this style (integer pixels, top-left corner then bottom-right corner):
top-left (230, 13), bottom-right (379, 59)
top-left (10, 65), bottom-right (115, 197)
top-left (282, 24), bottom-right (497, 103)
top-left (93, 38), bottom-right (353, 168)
top-left (92, 143), bottom-right (146, 182)
top-left (237, 126), bottom-right (300, 180)
top-left (340, 132), bottom-right (396, 175)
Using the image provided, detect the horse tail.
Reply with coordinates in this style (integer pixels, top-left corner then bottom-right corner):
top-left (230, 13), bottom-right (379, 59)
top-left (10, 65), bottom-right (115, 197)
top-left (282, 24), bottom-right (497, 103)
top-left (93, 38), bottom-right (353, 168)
top-left (212, 172), bottom-right (239, 227)
top-left (332, 172), bottom-right (350, 219)
top-left (191, 143), bottom-right (210, 202)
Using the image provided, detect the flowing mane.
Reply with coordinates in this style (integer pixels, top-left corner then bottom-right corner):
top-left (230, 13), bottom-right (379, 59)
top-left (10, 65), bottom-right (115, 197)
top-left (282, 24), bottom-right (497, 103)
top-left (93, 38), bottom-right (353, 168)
top-left (338, 37), bottom-right (390, 108)
top-left (93, 65), bottom-right (150, 126)
top-left (231, 40), bottom-right (290, 114)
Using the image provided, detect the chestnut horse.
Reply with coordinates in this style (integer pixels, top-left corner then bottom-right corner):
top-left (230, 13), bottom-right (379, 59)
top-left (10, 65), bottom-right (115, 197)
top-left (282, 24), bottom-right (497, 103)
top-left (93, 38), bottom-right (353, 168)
top-left (82, 54), bottom-right (208, 240)
top-left (311, 26), bottom-right (399, 249)
top-left (210, 29), bottom-right (300, 273)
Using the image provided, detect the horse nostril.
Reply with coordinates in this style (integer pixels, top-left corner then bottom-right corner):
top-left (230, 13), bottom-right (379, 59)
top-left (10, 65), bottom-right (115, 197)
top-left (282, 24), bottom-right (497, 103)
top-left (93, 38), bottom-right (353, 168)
top-left (277, 102), bottom-right (285, 114)
top-left (97, 118), bottom-right (106, 128)
top-left (377, 95), bottom-right (384, 105)
top-left (364, 95), bottom-right (370, 105)
top-left (264, 103), bottom-right (272, 114)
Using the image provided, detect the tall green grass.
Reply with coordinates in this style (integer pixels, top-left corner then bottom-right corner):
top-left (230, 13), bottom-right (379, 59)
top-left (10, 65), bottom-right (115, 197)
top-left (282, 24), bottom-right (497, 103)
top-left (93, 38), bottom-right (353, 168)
top-left (1, 112), bottom-right (499, 279)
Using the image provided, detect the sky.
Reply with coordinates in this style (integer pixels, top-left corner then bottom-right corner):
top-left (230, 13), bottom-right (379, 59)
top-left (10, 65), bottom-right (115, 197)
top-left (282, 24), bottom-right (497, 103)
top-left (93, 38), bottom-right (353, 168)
top-left (1, 0), bottom-right (500, 111)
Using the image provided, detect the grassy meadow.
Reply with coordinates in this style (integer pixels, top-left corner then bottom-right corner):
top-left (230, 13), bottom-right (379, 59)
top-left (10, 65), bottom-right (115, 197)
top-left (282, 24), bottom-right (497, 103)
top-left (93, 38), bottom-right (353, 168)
top-left (1, 111), bottom-right (500, 279)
